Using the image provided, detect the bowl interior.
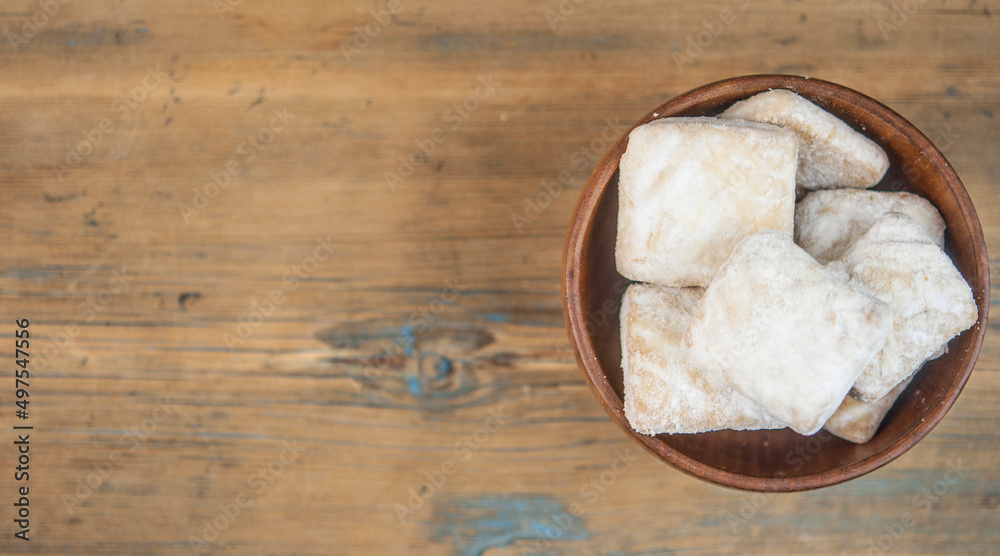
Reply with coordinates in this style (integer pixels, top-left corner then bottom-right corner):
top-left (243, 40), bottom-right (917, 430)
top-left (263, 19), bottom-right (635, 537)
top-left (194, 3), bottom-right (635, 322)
top-left (563, 75), bottom-right (990, 491)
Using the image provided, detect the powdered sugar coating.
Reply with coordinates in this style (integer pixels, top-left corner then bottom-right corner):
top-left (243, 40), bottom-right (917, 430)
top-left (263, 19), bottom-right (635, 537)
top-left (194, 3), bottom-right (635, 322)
top-left (719, 89), bottom-right (889, 190)
top-left (836, 212), bottom-right (978, 402)
top-left (795, 189), bottom-right (946, 264)
top-left (616, 117), bottom-right (797, 287)
top-left (621, 283), bottom-right (784, 435)
top-left (683, 231), bottom-right (892, 436)
top-left (824, 377), bottom-right (911, 444)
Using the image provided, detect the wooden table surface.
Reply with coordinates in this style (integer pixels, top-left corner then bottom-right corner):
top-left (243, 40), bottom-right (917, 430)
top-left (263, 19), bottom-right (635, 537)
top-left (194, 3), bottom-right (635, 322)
top-left (1, 1), bottom-right (997, 554)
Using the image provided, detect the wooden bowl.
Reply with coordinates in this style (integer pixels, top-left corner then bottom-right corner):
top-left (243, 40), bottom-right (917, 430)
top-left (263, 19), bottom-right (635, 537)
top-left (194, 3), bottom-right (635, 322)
top-left (561, 75), bottom-right (990, 491)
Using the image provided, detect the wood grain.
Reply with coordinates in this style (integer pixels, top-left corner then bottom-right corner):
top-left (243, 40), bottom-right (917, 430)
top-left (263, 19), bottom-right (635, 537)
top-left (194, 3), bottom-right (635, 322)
top-left (0, 0), bottom-right (997, 554)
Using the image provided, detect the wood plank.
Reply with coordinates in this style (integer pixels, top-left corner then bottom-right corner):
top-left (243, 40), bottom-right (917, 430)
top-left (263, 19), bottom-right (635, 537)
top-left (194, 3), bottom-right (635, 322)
top-left (0, 0), bottom-right (998, 553)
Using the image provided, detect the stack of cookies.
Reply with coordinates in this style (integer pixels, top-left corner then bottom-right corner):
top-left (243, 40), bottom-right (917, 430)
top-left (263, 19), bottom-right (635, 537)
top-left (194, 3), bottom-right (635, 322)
top-left (618, 90), bottom-right (977, 443)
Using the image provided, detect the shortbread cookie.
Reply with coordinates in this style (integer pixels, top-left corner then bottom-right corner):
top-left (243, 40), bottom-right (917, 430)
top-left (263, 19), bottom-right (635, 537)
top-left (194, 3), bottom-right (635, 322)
top-left (616, 117), bottom-right (797, 287)
top-left (720, 89), bottom-right (889, 190)
top-left (824, 378), bottom-right (911, 444)
top-left (836, 213), bottom-right (978, 402)
top-left (621, 284), bottom-right (784, 435)
top-left (683, 230), bottom-right (892, 436)
top-left (795, 189), bottom-right (945, 263)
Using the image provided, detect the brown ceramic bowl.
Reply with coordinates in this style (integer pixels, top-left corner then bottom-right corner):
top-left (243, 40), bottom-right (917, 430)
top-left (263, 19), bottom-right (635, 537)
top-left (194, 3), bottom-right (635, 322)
top-left (561, 75), bottom-right (990, 491)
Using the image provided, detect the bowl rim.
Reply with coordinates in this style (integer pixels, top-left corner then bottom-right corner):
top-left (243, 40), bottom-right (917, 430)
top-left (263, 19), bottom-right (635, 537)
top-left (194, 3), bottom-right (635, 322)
top-left (561, 74), bottom-right (991, 492)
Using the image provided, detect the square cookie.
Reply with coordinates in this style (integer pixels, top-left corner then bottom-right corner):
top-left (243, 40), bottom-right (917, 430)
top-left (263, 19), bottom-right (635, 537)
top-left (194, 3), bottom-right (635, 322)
top-left (835, 212), bottom-right (978, 402)
top-left (824, 378), bottom-right (911, 444)
top-left (683, 230), bottom-right (892, 436)
top-left (621, 283), bottom-right (784, 435)
top-left (720, 89), bottom-right (889, 190)
top-left (795, 189), bottom-right (946, 264)
top-left (616, 117), bottom-right (797, 287)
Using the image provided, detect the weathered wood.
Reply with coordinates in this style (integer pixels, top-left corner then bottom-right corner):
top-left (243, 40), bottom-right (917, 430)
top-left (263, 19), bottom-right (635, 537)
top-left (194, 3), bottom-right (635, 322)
top-left (0, 0), bottom-right (997, 554)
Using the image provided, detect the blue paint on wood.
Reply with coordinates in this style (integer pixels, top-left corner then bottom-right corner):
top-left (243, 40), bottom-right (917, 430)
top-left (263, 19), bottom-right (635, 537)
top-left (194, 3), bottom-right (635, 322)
top-left (484, 313), bottom-right (510, 323)
top-left (432, 494), bottom-right (587, 556)
top-left (435, 355), bottom-right (453, 378)
top-left (408, 375), bottom-right (423, 396)
top-left (399, 325), bottom-right (416, 357)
